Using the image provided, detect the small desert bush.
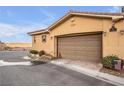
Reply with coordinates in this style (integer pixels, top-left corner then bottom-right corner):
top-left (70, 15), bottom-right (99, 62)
top-left (39, 50), bottom-right (45, 57)
top-left (102, 55), bottom-right (119, 69)
top-left (29, 50), bottom-right (39, 54)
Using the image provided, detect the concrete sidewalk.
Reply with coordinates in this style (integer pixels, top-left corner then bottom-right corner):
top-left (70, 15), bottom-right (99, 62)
top-left (51, 60), bottom-right (124, 86)
top-left (0, 60), bottom-right (32, 66)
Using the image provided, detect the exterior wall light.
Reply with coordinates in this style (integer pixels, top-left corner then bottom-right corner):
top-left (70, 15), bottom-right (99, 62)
top-left (70, 18), bottom-right (76, 26)
top-left (51, 36), bottom-right (53, 39)
top-left (103, 32), bottom-right (107, 36)
top-left (70, 18), bottom-right (75, 22)
top-left (120, 30), bottom-right (124, 35)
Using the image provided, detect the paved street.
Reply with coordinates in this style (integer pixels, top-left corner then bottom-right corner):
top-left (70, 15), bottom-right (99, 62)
top-left (0, 51), bottom-right (114, 86)
top-left (0, 51), bottom-right (28, 62)
top-left (0, 63), bottom-right (114, 86)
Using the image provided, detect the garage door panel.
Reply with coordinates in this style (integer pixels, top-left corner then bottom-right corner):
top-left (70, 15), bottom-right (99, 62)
top-left (58, 34), bottom-right (102, 62)
top-left (58, 47), bottom-right (101, 51)
top-left (59, 51), bottom-right (101, 58)
top-left (60, 54), bottom-right (100, 62)
top-left (58, 40), bottom-right (101, 46)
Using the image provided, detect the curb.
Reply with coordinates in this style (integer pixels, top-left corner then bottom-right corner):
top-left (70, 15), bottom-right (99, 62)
top-left (51, 62), bottom-right (124, 86)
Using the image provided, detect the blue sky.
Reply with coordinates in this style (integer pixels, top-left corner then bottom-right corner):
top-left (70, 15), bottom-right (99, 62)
top-left (0, 6), bottom-right (122, 42)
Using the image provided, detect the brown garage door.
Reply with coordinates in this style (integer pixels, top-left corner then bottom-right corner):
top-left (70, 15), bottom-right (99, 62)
top-left (57, 33), bottom-right (102, 62)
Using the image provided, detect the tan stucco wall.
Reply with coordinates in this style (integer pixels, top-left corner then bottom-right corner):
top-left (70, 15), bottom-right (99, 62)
top-left (102, 20), bottom-right (124, 59)
top-left (32, 34), bottom-right (53, 54)
top-left (50, 16), bottom-right (103, 36)
top-left (31, 15), bottom-right (124, 59)
top-left (50, 16), bottom-right (104, 56)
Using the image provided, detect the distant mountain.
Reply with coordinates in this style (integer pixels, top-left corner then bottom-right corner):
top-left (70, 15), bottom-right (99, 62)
top-left (0, 42), bottom-right (32, 51)
top-left (5, 42), bottom-right (32, 48)
top-left (5, 42), bottom-right (32, 51)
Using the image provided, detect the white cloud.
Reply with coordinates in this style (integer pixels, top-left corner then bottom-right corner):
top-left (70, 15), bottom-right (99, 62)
top-left (109, 6), bottom-right (121, 13)
top-left (0, 22), bottom-right (47, 38)
top-left (40, 9), bottom-right (56, 24)
top-left (41, 9), bottom-right (56, 20)
top-left (0, 9), bottom-right (56, 40)
top-left (0, 9), bottom-right (14, 17)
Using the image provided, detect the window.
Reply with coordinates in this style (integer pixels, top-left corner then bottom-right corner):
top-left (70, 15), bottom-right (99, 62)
top-left (33, 36), bottom-right (36, 43)
top-left (42, 35), bottom-right (46, 42)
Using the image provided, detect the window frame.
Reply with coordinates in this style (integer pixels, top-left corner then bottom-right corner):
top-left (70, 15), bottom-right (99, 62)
top-left (33, 36), bottom-right (36, 43)
top-left (42, 34), bottom-right (47, 43)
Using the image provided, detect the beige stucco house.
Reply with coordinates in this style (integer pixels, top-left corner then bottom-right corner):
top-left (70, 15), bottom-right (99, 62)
top-left (28, 11), bottom-right (124, 63)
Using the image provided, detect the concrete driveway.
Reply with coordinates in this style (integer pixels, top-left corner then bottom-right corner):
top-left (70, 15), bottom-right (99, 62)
top-left (0, 63), bottom-right (114, 86)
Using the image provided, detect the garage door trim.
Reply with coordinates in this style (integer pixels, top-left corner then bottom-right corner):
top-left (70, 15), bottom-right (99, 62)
top-left (56, 32), bottom-right (103, 62)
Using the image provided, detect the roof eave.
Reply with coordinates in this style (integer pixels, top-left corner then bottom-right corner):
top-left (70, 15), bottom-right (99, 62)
top-left (47, 12), bottom-right (118, 31)
top-left (112, 16), bottom-right (124, 22)
top-left (28, 30), bottom-right (49, 36)
top-left (28, 11), bottom-right (124, 35)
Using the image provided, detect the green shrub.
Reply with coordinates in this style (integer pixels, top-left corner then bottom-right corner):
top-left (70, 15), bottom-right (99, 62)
top-left (102, 55), bottom-right (119, 69)
top-left (29, 50), bottom-right (39, 54)
top-left (39, 50), bottom-right (45, 57)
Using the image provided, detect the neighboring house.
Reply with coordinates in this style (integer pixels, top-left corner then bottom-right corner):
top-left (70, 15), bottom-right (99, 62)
top-left (0, 41), bottom-right (7, 51)
top-left (28, 11), bottom-right (124, 63)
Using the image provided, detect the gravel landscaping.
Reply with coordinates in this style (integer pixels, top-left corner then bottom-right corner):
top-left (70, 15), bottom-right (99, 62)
top-left (100, 67), bottom-right (124, 77)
